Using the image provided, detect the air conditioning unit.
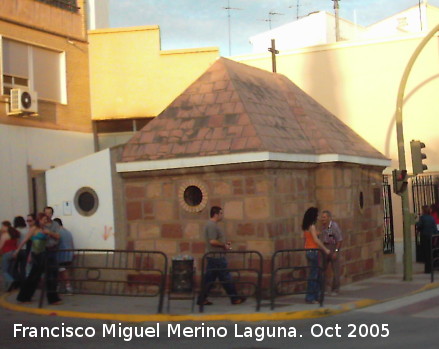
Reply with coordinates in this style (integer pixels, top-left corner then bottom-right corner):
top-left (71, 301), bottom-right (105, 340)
top-left (9, 88), bottom-right (38, 114)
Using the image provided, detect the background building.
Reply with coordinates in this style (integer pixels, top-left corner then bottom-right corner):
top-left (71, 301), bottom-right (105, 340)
top-left (88, 25), bottom-right (219, 150)
top-left (235, 4), bottom-right (439, 266)
top-left (0, 0), bottom-right (94, 221)
top-left (249, 1), bottom-right (439, 53)
top-left (86, 0), bottom-right (110, 30)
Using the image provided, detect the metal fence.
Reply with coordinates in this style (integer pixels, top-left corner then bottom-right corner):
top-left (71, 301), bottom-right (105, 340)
top-left (431, 235), bottom-right (439, 283)
top-left (41, 249), bottom-right (168, 313)
top-left (198, 251), bottom-right (263, 312)
top-left (271, 249), bottom-right (326, 310)
top-left (412, 175), bottom-right (439, 262)
top-left (412, 175), bottom-right (438, 216)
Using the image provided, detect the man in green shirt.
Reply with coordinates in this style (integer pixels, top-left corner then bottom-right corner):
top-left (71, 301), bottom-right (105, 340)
top-left (197, 206), bottom-right (246, 306)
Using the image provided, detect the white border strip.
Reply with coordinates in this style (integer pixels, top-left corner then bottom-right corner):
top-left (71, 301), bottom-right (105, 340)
top-left (116, 152), bottom-right (390, 173)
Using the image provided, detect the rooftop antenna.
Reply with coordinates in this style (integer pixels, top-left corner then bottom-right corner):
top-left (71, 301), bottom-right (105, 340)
top-left (260, 11), bottom-right (284, 30)
top-left (289, 0), bottom-right (300, 20)
top-left (222, 0), bottom-right (242, 56)
top-left (332, 0), bottom-right (341, 41)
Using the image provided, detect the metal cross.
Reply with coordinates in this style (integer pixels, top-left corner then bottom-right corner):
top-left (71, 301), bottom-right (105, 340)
top-left (268, 39), bottom-right (279, 73)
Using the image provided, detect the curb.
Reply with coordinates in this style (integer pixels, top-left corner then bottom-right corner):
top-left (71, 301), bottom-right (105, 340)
top-left (3, 281), bottom-right (438, 323)
top-left (0, 292), bottom-right (378, 323)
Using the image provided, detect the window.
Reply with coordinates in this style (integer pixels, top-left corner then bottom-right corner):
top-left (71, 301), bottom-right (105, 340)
top-left (2, 39), bottom-right (29, 95)
top-left (179, 180), bottom-right (209, 213)
top-left (74, 187), bottom-right (99, 216)
top-left (1, 38), bottom-right (66, 103)
top-left (36, 0), bottom-right (79, 13)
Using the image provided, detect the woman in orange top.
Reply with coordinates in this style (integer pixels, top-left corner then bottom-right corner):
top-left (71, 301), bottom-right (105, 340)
top-left (303, 207), bottom-right (330, 304)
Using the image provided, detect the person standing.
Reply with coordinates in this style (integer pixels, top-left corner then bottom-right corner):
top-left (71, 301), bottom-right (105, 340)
top-left (197, 206), bottom-right (246, 306)
top-left (321, 210), bottom-right (343, 296)
top-left (0, 221), bottom-right (19, 291)
top-left (12, 216), bottom-right (30, 289)
top-left (44, 206), bottom-right (61, 248)
top-left (431, 203), bottom-right (439, 230)
top-left (15, 213), bottom-right (61, 305)
top-left (416, 205), bottom-right (438, 273)
top-left (43, 206), bottom-right (62, 300)
top-left (53, 218), bottom-right (74, 294)
top-left (302, 207), bottom-right (330, 304)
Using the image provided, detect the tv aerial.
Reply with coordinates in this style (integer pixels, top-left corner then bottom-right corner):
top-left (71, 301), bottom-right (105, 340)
top-left (222, 0), bottom-right (243, 56)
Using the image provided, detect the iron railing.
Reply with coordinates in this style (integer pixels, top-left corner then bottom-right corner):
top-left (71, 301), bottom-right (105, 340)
top-left (271, 249), bottom-right (326, 310)
top-left (431, 235), bottom-right (439, 283)
top-left (198, 251), bottom-right (262, 313)
top-left (36, 0), bottom-right (79, 13)
top-left (41, 249), bottom-right (168, 313)
top-left (412, 175), bottom-right (439, 262)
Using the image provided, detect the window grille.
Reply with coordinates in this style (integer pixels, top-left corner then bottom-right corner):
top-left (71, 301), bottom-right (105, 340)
top-left (36, 0), bottom-right (79, 13)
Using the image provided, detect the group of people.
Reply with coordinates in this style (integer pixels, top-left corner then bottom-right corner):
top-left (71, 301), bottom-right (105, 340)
top-left (197, 206), bottom-right (342, 306)
top-left (0, 207), bottom-right (74, 305)
top-left (416, 203), bottom-right (439, 273)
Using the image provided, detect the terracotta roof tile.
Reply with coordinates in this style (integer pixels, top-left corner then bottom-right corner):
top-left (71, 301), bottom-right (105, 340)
top-left (121, 57), bottom-right (387, 162)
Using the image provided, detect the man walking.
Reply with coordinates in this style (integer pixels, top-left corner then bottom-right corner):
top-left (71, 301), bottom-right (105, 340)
top-left (197, 206), bottom-right (245, 306)
top-left (321, 210), bottom-right (343, 296)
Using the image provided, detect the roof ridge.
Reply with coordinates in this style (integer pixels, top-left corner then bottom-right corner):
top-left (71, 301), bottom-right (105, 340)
top-left (223, 59), bottom-right (266, 152)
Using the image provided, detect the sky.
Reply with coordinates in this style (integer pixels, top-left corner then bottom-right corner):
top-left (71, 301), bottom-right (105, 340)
top-left (109, 0), bottom-right (439, 56)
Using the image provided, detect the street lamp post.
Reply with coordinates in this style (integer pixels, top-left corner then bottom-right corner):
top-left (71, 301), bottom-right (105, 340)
top-left (395, 23), bottom-right (439, 281)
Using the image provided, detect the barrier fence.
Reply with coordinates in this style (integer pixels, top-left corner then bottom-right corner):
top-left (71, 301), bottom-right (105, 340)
top-left (431, 235), bottom-right (439, 283)
top-left (271, 249), bottom-right (326, 310)
top-left (41, 249), bottom-right (168, 313)
top-left (34, 244), bottom-right (439, 314)
top-left (198, 250), bottom-right (263, 313)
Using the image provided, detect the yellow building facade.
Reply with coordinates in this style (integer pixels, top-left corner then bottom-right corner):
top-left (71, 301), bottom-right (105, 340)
top-left (88, 26), bottom-right (219, 149)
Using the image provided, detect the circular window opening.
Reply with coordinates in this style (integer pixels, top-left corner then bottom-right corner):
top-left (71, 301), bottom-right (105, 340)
top-left (179, 180), bottom-right (208, 213)
top-left (359, 191), bottom-right (364, 210)
top-left (74, 187), bottom-right (99, 216)
top-left (184, 185), bottom-right (203, 207)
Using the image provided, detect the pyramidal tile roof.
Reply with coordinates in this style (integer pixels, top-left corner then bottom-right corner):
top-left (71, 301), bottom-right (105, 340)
top-left (121, 57), bottom-right (387, 164)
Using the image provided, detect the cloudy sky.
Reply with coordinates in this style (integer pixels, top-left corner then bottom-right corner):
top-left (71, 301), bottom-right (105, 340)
top-left (109, 0), bottom-right (439, 56)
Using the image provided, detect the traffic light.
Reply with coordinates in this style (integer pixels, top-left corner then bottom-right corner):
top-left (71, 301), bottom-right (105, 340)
top-left (410, 140), bottom-right (427, 175)
top-left (392, 169), bottom-right (408, 195)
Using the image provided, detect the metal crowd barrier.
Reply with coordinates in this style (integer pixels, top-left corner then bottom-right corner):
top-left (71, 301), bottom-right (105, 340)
top-left (431, 235), bottom-right (439, 283)
top-left (198, 250), bottom-right (263, 313)
top-left (40, 249), bottom-right (168, 313)
top-left (271, 248), bottom-right (326, 310)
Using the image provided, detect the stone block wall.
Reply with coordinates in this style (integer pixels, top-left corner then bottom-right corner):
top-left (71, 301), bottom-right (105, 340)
top-left (316, 163), bottom-right (385, 284)
top-left (121, 161), bottom-right (385, 293)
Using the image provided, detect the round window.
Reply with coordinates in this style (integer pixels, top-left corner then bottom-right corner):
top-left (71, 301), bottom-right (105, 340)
top-left (184, 186), bottom-right (203, 207)
top-left (179, 180), bottom-right (208, 213)
top-left (74, 187), bottom-right (99, 216)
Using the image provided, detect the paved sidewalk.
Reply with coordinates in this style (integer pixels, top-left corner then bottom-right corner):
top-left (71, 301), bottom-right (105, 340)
top-left (1, 269), bottom-right (438, 322)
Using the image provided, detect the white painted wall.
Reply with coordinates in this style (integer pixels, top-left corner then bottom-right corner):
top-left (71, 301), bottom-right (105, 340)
top-left (249, 11), bottom-right (365, 53)
top-left (364, 3), bottom-right (430, 39)
top-left (46, 148), bottom-right (115, 250)
top-left (87, 0), bottom-right (110, 30)
top-left (249, 5), bottom-right (439, 52)
top-left (0, 124), bottom-right (94, 221)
